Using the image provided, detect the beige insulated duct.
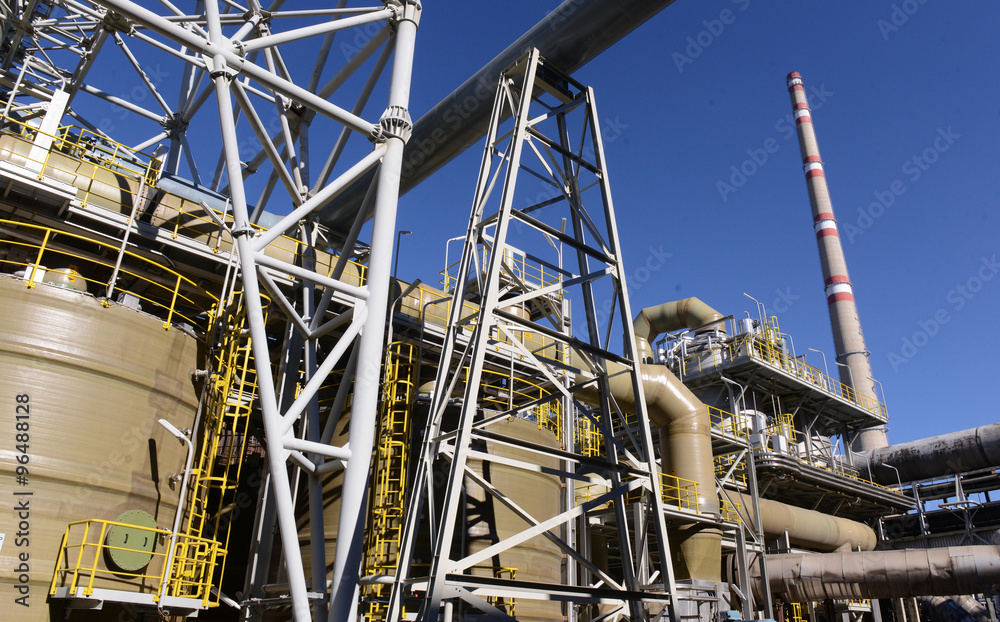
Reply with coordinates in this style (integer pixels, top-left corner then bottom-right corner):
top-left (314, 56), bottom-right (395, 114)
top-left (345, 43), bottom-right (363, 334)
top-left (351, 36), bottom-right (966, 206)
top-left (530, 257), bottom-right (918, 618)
top-left (633, 297), bottom-right (726, 362)
top-left (577, 299), bottom-right (726, 581)
top-left (593, 362), bottom-right (722, 582)
top-left (752, 546), bottom-right (1000, 602)
top-left (732, 492), bottom-right (876, 553)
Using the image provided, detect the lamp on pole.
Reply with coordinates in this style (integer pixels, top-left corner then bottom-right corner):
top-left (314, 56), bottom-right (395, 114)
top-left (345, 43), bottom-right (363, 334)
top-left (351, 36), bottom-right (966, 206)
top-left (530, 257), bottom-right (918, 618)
top-left (393, 230), bottom-right (412, 281)
top-left (807, 347), bottom-right (829, 379)
top-left (867, 375), bottom-right (888, 418)
top-left (835, 360), bottom-right (855, 401)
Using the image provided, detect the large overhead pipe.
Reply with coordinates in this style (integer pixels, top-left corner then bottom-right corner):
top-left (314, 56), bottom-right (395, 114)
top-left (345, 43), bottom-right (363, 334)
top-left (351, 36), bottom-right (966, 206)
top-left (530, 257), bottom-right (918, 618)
top-left (786, 71), bottom-right (888, 452)
top-left (752, 546), bottom-right (1000, 602)
top-left (855, 423), bottom-right (1000, 485)
top-left (317, 0), bottom-right (678, 233)
top-left (732, 492), bottom-right (876, 553)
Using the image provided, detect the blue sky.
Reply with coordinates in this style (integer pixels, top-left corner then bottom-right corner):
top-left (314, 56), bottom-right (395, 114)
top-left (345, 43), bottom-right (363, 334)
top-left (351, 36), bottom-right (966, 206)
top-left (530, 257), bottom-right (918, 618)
top-left (395, 0), bottom-right (1000, 444)
top-left (50, 0), bottom-right (999, 446)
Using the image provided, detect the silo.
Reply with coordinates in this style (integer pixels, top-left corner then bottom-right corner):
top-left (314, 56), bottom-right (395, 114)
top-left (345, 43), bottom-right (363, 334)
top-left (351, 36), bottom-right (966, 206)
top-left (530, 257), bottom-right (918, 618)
top-left (0, 274), bottom-right (198, 620)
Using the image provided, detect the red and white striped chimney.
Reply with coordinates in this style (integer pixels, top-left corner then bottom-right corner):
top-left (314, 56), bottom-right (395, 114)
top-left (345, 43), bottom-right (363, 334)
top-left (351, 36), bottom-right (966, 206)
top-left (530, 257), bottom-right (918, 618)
top-left (786, 71), bottom-right (888, 452)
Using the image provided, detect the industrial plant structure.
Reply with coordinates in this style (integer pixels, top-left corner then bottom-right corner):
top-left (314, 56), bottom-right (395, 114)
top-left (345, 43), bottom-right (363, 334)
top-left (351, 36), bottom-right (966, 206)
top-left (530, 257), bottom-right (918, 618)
top-left (1, 2), bottom-right (998, 622)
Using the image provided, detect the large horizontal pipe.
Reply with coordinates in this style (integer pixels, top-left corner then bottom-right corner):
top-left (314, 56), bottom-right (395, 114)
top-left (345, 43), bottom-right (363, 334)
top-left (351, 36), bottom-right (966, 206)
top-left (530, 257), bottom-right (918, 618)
top-left (855, 423), bottom-right (1000, 485)
top-left (733, 492), bottom-right (876, 553)
top-left (752, 546), bottom-right (1000, 602)
top-left (317, 0), bottom-right (678, 233)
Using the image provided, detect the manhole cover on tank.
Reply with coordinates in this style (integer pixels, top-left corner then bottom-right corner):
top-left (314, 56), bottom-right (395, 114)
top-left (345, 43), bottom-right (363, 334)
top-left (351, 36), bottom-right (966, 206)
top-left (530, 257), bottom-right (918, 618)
top-left (105, 509), bottom-right (159, 571)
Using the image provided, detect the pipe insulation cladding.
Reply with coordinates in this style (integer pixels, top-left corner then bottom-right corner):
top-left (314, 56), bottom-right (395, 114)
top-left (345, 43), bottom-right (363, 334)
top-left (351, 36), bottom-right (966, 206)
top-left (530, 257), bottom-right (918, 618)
top-left (317, 0), bottom-right (679, 233)
top-left (786, 71), bottom-right (888, 452)
top-left (632, 296), bottom-right (726, 363)
top-left (753, 546), bottom-right (1000, 602)
top-left (732, 492), bottom-right (876, 553)
top-left (577, 299), bottom-right (726, 582)
top-left (855, 423), bottom-right (1000, 485)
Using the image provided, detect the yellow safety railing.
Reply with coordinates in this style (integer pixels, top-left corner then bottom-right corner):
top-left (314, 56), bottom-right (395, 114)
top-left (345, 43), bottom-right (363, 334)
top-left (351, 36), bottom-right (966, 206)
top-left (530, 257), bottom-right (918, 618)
top-left (484, 566), bottom-right (517, 618)
top-left (440, 244), bottom-right (561, 294)
top-left (1, 116), bottom-right (367, 286)
top-left (768, 413), bottom-right (795, 440)
top-left (715, 453), bottom-right (748, 487)
top-left (671, 317), bottom-right (887, 420)
top-left (3, 117), bottom-right (163, 188)
top-left (49, 519), bottom-right (220, 607)
top-left (790, 602), bottom-right (808, 622)
top-left (708, 405), bottom-right (752, 443)
top-left (625, 473), bottom-right (700, 512)
top-left (720, 497), bottom-right (743, 524)
top-left (365, 342), bottom-right (418, 621)
top-left (576, 414), bottom-right (603, 458)
top-left (660, 473), bottom-right (700, 511)
top-left (471, 367), bottom-right (562, 442)
top-left (0, 218), bottom-right (218, 331)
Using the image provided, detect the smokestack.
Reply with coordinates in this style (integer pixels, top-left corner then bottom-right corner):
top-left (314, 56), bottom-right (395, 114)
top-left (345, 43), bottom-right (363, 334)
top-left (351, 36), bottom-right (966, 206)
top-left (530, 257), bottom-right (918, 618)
top-left (786, 71), bottom-right (888, 451)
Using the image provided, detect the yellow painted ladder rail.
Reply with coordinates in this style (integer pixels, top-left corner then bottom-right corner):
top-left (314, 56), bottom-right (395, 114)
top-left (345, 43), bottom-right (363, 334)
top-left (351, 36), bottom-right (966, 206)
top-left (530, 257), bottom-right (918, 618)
top-left (363, 341), bottom-right (418, 620)
top-left (178, 295), bottom-right (265, 605)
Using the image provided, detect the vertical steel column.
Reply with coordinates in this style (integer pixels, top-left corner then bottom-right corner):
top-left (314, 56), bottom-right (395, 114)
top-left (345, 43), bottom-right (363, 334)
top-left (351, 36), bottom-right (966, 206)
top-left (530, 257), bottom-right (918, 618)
top-left (329, 4), bottom-right (420, 621)
top-left (786, 71), bottom-right (887, 451)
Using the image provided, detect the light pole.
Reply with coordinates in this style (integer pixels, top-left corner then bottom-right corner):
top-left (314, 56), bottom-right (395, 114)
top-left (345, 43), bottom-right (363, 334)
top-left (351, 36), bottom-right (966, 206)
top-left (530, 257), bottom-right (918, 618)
top-left (393, 230), bottom-right (412, 281)
top-left (868, 375), bottom-right (889, 418)
top-left (835, 360), bottom-right (855, 398)
top-left (807, 347), bottom-right (830, 389)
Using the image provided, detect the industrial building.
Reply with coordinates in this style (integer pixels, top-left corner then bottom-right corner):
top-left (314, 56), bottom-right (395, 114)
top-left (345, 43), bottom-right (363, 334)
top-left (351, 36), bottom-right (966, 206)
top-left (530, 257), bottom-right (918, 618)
top-left (1, 1), bottom-right (998, 622)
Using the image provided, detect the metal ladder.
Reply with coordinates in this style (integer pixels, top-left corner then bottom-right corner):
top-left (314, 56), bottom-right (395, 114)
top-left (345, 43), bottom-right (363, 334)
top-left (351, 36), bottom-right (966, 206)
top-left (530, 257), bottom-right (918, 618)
top-left (364, 340), bottom-right (418, 620)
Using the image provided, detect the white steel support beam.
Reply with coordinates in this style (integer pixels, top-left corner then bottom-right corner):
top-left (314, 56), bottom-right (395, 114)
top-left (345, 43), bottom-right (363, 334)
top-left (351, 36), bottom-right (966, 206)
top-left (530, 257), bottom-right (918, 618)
top-left (12, 1), bottom-right (416, 619)
top-left (328, 4), bottom-right (420, 620)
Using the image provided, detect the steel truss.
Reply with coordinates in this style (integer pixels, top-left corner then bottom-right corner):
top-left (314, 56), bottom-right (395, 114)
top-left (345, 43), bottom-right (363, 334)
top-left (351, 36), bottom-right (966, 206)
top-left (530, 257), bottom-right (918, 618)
top-left (388, 49), bottom-right (678, 622)
top-left (4, 1), bottom-right (421, 621)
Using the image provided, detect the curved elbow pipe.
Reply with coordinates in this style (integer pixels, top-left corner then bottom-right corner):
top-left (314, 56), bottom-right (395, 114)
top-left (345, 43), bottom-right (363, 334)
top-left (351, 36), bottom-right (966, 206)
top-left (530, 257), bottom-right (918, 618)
top-left (577, 360), bottom-right (720, 581)
top-left (632, 297), bottom-right (725, 363)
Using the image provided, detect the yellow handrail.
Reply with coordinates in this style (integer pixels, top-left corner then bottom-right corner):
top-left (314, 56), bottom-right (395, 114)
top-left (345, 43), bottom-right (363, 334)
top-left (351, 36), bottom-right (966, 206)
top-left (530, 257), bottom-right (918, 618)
top-left (49, 519), bottom-right (220, 607)
top-left (672, 319), bottom-right (887, 420)
top-left (1, 218), bottom-right (217, 331)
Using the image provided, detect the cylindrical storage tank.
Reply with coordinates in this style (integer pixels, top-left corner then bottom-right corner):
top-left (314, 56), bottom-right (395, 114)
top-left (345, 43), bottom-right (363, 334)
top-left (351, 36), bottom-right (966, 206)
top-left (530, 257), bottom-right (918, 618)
top-left (465, 416), bottom-right (563, 622)
top-left (0, 275), bottom-right (197, 620)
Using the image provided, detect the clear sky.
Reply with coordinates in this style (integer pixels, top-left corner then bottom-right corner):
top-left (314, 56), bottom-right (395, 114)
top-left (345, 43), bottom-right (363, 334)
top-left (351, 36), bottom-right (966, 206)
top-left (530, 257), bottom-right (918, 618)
top-left (50, 0), bottom-right (1000, 446)
top-left (394, 0), bottom-right (1000, 445)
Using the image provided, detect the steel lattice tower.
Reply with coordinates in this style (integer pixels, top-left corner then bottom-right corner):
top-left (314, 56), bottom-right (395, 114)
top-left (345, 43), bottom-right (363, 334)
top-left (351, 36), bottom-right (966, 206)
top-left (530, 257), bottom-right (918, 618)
top-left (388, 49), bottom-right (679, 622)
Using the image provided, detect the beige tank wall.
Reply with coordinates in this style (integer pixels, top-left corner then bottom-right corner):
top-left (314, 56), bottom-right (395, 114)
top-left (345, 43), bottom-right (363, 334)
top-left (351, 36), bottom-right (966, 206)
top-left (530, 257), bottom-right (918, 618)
top-left (0, 276), bottom-right (198, 620)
